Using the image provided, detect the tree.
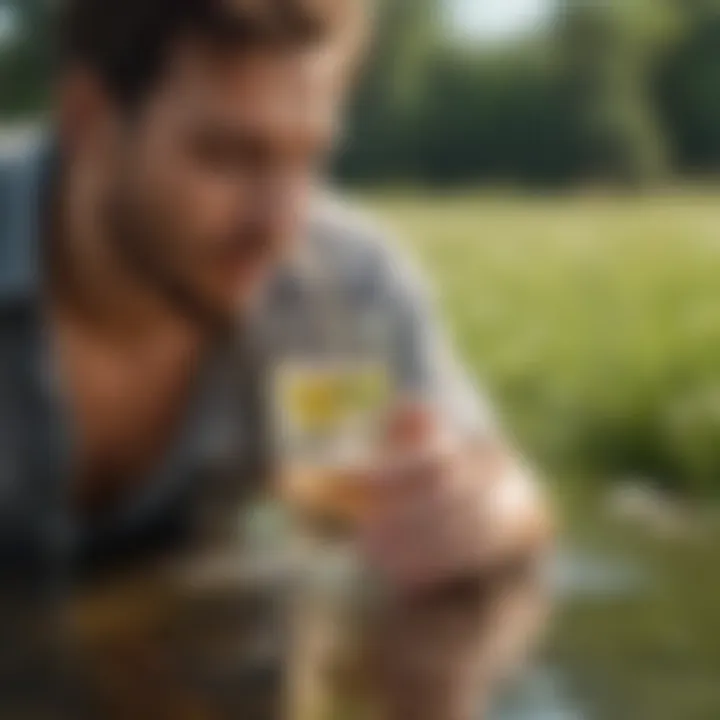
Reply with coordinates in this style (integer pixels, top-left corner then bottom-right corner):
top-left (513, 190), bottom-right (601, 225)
top-left (556, 0), bottom-right (681, 186)
top-left (658, 0), bottom-right (720, 174)
top-left (335, 0), bottom-right (442, 182)
top-left (0, 0), bottom-right (54, 116)
top-left (416, 43), bottom-right (576, 185)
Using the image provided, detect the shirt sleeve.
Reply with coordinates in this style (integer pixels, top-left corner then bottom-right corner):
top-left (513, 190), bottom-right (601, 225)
top-left (380, 248), bottom-right (498, 439)
top-left (301, 194), bottom-right (499, 440)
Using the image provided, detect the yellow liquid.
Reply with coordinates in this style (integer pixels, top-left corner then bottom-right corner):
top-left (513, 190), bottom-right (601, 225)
top-left (281, 463), bottom-right (377, 530)
top-left (274, 361), bottom-right (390, 528)
top-left (275, 361), bottom-right (390, 443)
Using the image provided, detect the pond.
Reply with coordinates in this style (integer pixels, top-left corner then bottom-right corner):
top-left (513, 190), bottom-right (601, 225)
top-left (493, 550), bottom-right (648, 720)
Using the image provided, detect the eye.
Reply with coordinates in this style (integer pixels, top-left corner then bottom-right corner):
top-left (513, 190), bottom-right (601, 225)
top-left (190, 130), bottom-right (266, 176)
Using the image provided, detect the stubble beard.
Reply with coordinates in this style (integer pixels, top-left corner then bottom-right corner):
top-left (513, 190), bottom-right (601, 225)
top-left (103, 187), bottom-right (240, 336)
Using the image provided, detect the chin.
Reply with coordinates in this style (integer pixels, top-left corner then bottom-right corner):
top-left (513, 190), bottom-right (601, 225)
top-left (180, 264), bottom-right (271, 328)
top-left (200, 292), bottom-right (250, 326)
top-left (200, 281), bottom-right (263, 325)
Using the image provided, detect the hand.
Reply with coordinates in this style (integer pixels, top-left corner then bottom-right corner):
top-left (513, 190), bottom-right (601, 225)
top-left (357, 402), bottom-right (546, 595)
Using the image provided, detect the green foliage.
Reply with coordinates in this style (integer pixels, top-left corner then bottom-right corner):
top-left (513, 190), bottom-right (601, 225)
top-left (657, 1), bottom-right (720, 173)
top-left (3, 0), bottom-right (720, 185)
top-left (0, 0), bottom-right (54, 116)
top-left (555, 0), bottom-right (677, 184)
top-left (335, 0), bottom-right (441, 182)
top-left (414, 47), bottom-right (578, 184)
top-left (336, 0), bottom-right (720, 185)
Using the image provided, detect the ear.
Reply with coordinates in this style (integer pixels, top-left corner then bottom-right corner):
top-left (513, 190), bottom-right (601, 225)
top-left (56, 67), bottom-right (119, 161)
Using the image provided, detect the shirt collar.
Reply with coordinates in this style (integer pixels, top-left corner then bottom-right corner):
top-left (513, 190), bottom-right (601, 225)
top-left (0, 131), bottom-right (56, 307)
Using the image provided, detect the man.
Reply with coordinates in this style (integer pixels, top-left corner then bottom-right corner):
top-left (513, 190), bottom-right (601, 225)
top-left (0, 0), bottom-right (551, 718)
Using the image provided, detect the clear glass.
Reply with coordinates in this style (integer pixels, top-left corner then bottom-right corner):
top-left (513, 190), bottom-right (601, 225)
top-left (268, 274), bottom-right (395, 720)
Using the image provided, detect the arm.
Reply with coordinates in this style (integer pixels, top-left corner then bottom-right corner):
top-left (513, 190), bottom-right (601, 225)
top-left (364, 248), bottom-right (554, 720)
top-left (367, 445), bottom-right (552, 720)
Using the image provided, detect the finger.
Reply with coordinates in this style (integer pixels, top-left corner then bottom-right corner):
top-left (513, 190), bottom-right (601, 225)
top-left (361, 480), bottom-right (468, 565)
top-left (382, 399), bottom-right (441, 451)
top-left (368, 446), bottom-right (451, 496)
top-left (363, 486), bottom-right (487, 589)
top-left (362, 491), bottom-right (444, 553)
top-left (361, 455), bottom-right (463, 536)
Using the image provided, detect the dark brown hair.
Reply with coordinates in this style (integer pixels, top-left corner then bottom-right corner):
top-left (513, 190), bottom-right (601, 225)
top-left (61, 0), bottom-right (361, 107)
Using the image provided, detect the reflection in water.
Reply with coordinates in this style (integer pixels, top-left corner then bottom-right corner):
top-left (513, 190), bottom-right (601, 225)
top-left (493, 550), bottom-right (648, 720)
top-left (550, 550), bottom-right (649, 600)
top-left (245, 503), bottom-right (650, 720)
top-left (494, 667), bottom-right (585, 720)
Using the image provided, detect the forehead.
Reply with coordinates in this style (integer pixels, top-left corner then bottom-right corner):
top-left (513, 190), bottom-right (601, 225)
top-left (146, 41), bottom-right (348, 137)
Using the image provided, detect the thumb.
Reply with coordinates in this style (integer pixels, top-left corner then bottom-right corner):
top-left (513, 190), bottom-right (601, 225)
top-left (382, 398), bottom-right (442, 452)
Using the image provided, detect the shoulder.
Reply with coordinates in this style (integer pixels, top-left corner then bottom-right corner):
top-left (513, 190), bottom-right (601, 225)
top-left (0, 140), bottom-right (26, 211)
top-left (0, 127), bottom-right (45, 224)
top-left (0, 129), bottom-right (47, 301)
top-left (0, 126), bottom-right (41, 180)
top-left (259, 192), bottom-right (434, 356)
top-left (307, 192), bottom-right (396, 271)
top-left (304, 192), bottom-right (429, 304)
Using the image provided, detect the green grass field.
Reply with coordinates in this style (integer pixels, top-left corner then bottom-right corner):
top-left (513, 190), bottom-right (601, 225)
top-left (364, 192), bottom-right (720, 720)
top-left (368, 191), bottom-right (720, 497)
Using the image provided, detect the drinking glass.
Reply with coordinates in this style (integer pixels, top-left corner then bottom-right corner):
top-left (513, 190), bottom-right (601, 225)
top-left (266, 271), bottom-right (396, 720)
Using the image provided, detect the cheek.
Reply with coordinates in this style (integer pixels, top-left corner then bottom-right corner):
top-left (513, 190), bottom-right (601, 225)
top-left (281, 179), bottom-right (313, 237)
top-left (181, 165), bottom-right (245, 236)
top-left (148, 162), bottom-right (242, 253)
top-left (137, 130), bottom-right (244, 243)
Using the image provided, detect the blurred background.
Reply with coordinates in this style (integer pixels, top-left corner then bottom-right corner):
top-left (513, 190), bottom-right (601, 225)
top-left (3, 0), bottom-right (720, 718)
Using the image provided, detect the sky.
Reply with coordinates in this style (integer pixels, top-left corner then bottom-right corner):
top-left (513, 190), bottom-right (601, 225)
top-left (451, 0), bottom-right (555, 42)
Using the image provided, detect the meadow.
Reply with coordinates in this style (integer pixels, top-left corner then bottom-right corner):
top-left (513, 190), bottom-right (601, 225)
top-left (368, 191), bottom-right (720, 498)
top-left (365, 192), bottom-right (720, 720)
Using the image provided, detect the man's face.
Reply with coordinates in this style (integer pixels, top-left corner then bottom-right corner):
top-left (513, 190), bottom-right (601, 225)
top-left (75, 42), bottom-right (346, 321)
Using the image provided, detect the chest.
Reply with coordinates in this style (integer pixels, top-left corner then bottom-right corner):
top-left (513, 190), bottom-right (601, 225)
top-left (0, 320), bottom-right (285, 717)
top-left (55, 324), bottom-right (204, 513)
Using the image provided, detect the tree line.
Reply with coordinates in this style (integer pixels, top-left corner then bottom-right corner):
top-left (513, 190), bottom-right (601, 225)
top-left (2, 0), bottom-right (720, 186)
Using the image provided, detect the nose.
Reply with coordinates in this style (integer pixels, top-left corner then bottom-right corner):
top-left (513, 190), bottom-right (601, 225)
top-left (245, 171), bottom-right (304, 241)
